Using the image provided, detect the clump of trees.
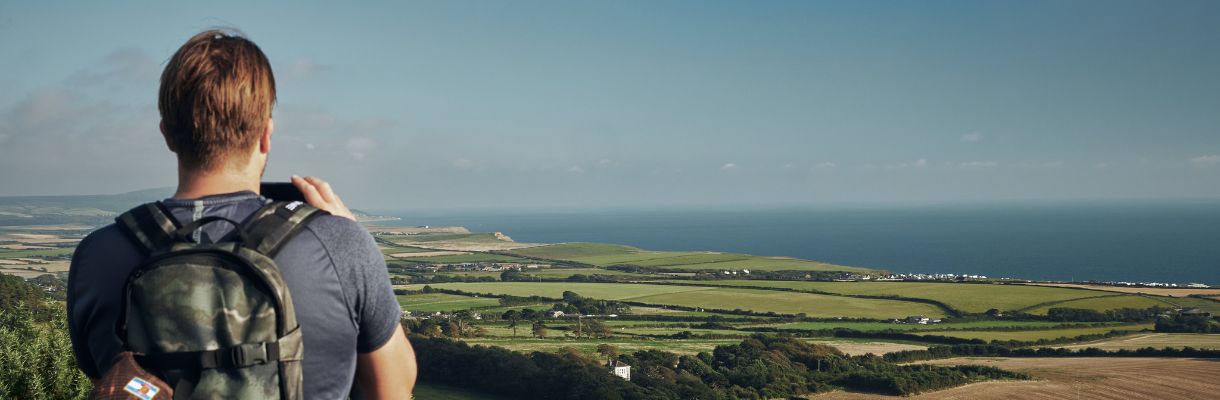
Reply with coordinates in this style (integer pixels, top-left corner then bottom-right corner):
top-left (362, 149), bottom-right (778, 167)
top-left (554, 291), bottom-right (630, 316)
top-left (1155, 314), bottom-right (1220, 333)
top-left (409, 333), bottom-right (1029, 399)
top-left (1046, 306), bottom-right (1166, 322)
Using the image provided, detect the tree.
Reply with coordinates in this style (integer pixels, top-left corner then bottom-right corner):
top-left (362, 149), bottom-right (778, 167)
top-left (532, 321), bottom-right (548, 339)
top-left (502, 310), bottom-right (521, 337)
top-left (597, 343), bottom-right (619, 362)
top-left (584, 319), bottom-right (612, 339)
top-left (500, 269), bottom-right (523, 282)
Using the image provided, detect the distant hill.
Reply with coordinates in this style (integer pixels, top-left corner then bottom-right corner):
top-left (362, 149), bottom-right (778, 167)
top-left (0, 188), bottom-right (173, 226)
top-left (0, 188), bottom-right (395, 226)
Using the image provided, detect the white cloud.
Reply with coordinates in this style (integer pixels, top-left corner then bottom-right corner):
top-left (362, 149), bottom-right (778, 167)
top-left (567, 165), bottom-right (585, 173)
top-left (814, 162), bottom-right (837, 169)
top-left (305, 143), bottom-right (316, 150)
top-left (596, 158), bottom-right (614, 168)
top-left (345, 137), bottom-right (375, 160)
top-left (961, 133), bottom-right (982, 142)
top-left (952, 161), bottom-right (998, 169)
top-left (283, 58), bottom-right (331, 80)
top-left (451, 158), bottom-right (476, 170)
top-left (721, 163), bottom-right (738, 171)
top-left (1189, 155), bottom-right (1220, 166)
top-left (1012, 161), bottom-right (1065, 169)
top-left (896, 158), bottom-right (928, 169)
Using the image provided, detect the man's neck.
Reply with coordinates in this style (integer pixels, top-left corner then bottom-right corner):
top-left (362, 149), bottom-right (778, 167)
top-left (173, 164), bottom-right (260, 200)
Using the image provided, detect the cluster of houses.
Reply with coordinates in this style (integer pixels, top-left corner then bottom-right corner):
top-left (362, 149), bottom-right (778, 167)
top-left (405, 262), bottom-right (550, 273)
top-left (718, 269), bottom-right (750, 276)
top-left (545, 310), bottom-right (620, 319)
top-left (896, 315), bottom-right (943, 325)
top-left (1084, 281), bottom-right (1212, 289)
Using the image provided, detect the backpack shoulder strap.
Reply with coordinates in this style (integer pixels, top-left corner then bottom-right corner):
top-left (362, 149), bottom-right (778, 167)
top-left (115, 202), bottom-right (181, 255)
top-left (240, 201), bottom-right (329, 258)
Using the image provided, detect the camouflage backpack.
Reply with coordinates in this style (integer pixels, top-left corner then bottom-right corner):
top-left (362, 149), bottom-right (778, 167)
top-left (102, 200), bottom-right (326, 400)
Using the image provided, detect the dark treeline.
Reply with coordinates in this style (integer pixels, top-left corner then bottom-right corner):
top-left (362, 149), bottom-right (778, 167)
top-left (884, 342), bottom-right (1220, 363)
top-left (409, 334), bottom-right (1028, 399)
top-left (1155, 314), bottom-right (1220, 333)
top-left (1045, 306), bottom-right (1168, 322)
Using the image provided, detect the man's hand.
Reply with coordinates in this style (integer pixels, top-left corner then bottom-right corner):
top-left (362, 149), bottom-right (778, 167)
top-left (291, 175), bottom-right (357, 221)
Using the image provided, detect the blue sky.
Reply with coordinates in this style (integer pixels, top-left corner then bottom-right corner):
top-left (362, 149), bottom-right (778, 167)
top-left (1, 1), bottom-right (1218, 210)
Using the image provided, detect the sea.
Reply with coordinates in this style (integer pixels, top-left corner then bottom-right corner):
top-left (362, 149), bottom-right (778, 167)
top-left (377, 200), bottom-right (1220, 285)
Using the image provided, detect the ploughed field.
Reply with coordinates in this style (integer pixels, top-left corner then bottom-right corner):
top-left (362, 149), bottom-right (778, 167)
top-left (825, 357), bottom-right (1220, 400)
top-left (1056, 333), bottom-right (1220, 351)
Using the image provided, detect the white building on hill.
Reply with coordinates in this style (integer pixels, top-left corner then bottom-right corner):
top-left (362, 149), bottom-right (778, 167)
top-left (608, 360), bottom-right (631, 381)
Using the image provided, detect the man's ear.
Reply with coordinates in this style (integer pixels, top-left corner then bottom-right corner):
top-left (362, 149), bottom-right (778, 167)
top-left (160, 121), bottom-right (177, 153)
top-left (259, 118), bottom-right (274, 155)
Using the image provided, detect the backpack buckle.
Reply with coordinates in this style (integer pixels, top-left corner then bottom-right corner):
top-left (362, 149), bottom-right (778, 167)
top-left (229, 343), bottom-right (270, 367)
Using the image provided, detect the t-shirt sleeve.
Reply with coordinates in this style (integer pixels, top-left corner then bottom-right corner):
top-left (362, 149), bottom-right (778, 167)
top-left (312, 215), bottom-right (401, 353)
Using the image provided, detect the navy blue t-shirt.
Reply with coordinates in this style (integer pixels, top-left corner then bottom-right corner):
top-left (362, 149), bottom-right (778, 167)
top-left (67, 191), bottom-right (401, 399)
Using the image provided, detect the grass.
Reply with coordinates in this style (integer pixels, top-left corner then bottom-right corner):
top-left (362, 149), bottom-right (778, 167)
top-left (0, 247), bottom-right (75, 258)
top-left (413, 383), bottom-right (508, 400)
top-left (507, 242), bottom-right (638, 259)
top-left (915, 323), bottom-right (1153, 342)
top-left (395, 253), bottom-right (532, 264)
top-left (461, 337), bottom-right (745, 355)
top-left (628, 287), bottom-right (946, 319)
top-left (407, 282), bottom-right (945, 318)
top-left (1057, 333), bottom-right (1220, 351)
top-left (690, 280), bottom-right (1109, 313)
top-left (1155, 296), bottom-right (1220, 314)
top-left (398, 293), bottom-right (502, 313)
top-left (508, 242), bottom-right (875, 273)
top-left (758, 320), bottom-right (1103, 332)
top-left (404, 282), bottom-right (711, 300)
top-left (1023, 295), bottom-right (1174, 315)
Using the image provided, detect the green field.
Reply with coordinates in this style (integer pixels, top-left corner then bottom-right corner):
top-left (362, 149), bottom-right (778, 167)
top-left (405, 282), bottom-right (711, 300)
top-left (507, 242), bottom-right (874, 273)
top-left (1156, 296), bottom-right (1220, 314)
top-left (759, 320), bottom-right (1099, 332)
top-left (398, 293), bottom-right (502, 313)
top-left (395, 253), bottom-right (532, 264)
top-left (413, 383), bottom-right (508, 400)
top-left (387, 233), bottom-right (513, 247)
top-left (0, 247), bottom-right (74, 258)
top-left (408, 282), bottom-right (945, 319)
top-left (916, 323), bottom-right (1153, 342)
top-left (1023, 295), bottom-right (1174, 315)
top-left (692, 280), bottom-right (1109, 313)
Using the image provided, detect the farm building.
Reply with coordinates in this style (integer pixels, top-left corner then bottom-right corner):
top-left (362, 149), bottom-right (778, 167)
top-left (607, 360), bottom-right (631, 381)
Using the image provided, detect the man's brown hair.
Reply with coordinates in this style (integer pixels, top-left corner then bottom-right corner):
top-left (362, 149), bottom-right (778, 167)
top-left (159, 29), bottom-right (276, 170)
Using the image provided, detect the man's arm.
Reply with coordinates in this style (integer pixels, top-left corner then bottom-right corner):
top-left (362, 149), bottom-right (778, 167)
top-left (356, 325), bottom-right (417, 399)
top-left (292, 175), bottom-right (418, 398)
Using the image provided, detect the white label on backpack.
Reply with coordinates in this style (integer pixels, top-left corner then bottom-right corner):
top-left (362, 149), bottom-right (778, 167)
top-left (286, 201), bottom-right (303, 211)
top-left (124, 377), bottom-right (160, 400)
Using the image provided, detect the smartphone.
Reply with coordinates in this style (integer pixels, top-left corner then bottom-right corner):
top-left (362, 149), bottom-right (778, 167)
top-left (260, 182), bottom-right (307, 202)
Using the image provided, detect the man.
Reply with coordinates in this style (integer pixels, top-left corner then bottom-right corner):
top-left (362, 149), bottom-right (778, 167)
top-left (67, 29), bottom-right (416, 399)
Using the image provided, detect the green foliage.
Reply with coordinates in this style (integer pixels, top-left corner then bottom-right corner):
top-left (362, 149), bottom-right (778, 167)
top-left (0, 302), bottom-right (91, 399)
top-left (1046, 306), bottom-right (1165, 322)
top-left (1155, 314), bottom-right (1220, 333)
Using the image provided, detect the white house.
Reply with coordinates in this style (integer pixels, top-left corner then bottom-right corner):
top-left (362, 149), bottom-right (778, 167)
top-left (547, 310), bottom-right (565, 318)
top-left (608, 360), bottom-right (631, 381)
top-left (906, 315), bottom-right (930, 324)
